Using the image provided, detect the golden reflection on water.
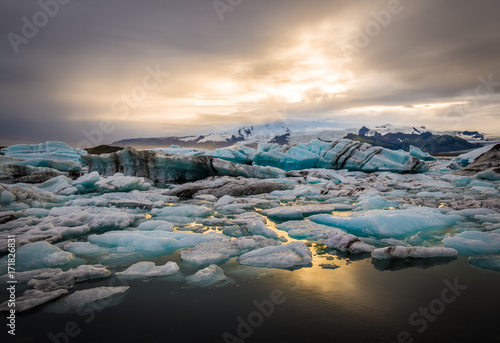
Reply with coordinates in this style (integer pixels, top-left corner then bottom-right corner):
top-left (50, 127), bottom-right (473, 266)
top-left (332, 210), bottom-right (353, 217)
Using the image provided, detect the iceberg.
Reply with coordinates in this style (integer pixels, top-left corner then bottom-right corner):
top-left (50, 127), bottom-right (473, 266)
top-left (276, 220), bottom-right (333, 240)
top-left (186, 264), bottom-right (228, 287)
top-left (82, 139), bottom-right (428, 183)
top-left (443, 231), bottom-right (500, 255)
top-left (0, 289), bottom-right (68, 313)
top-left (88, 230), bottom-right (226, 253)
top-left (0, 241), bottom-right (81, 272)
top-left (309, 207), bottom-right (462, 238)
top-left (63, 242), bottom-right (109, 258)
top-left (136, 220), bottom-right (175, 231)
top-left (371, 246), bottom-right (458, 259)
top-left (0, 207), bottom-right (139, 252)
top-left (454, 144), bottom-right (500, 180)
top-left (409, 146), bottom-right (436, 161)
top-left (116, 261), bottom-right (179, 277)
top-left (95, 173), bottom-right (151, 192)
top-left (320, 229), bottom-right (375, 254)
top-left (238, 242), bottom-right (312, 269)
top-left (1, 141), bottom-right (86, 163)
top-left (27, 265), bottom-right (111, 292)
top-left (468, 255), bottom-right (500, 272)
top-left (82, 148), bottom-right (286, 182)
top-left (166, 177), bottom-right (293, 198)
top-left (252, 139), bottom-right (428, 173)
top-left (264, 204), bottom-right (353, 221)
top-left (180, 236), bottom-right (280, 266)
top-left (45, 286), bottom-right (130, 313)
top-left (151, 205), bottom-right (213, 218)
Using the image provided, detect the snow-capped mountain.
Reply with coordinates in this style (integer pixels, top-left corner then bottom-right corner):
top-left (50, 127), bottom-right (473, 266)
top-left (112, 122), bottom-right (495, 152)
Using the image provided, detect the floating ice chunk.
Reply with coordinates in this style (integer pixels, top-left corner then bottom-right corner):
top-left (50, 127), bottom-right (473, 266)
top-left (233, 212), bottom-right (267, 224)
top-left (0, 190), bottom-right (16, 204)
top-left (0, 289), bottom-right (68, 313)
top-left (468, 255), bottom-right (500, 272)
top-left (28, 265), bottom-right (111, 292)
top-left (443, 231), bottom-right (500, 255)
top-left (23, 208), bottom-right (50, 217)
top-left (0, 207), bottom-right (138, 251)
top-left (321, 230), bottom-right (375, 254)
top-left (166, 177), bottom-right (293, 198)
top-left (238, 242), bottom-right (312, 269)
top-left (64, 242), bottom-right (109, 258)
top-left (456, 144), bottom-right (497, 166)
top-left (82, 148), bottom-right (286, 182)
top-left (151, 205), bottom-right (213, 218)
top-left (47, 206), bottom-right (138, 229)
top-left (180, 236), bottom-right (280, 266)
top-left (309, 207), bottom-right (462, 238)
top-left (215, 195), bottom-right (236, 208)
top-left (222, 225), bottom-right (250, 237)
top-left (88, 230), bottom-right (226, 253)
top-left (0, 184), bottom-right (60, 208)
top-left (409, 146), bottom-right (436, 161)
top-left (68, 190), bottom-right (174, 209)
top-left (116, 261), bottom-right (179, 277)
top-left (36, 175), bottom-right (79, 195)
top-left (95, 173), bottom-right (151, 192)
top-left (270, 187), bottom-right (321, 198)
top-left (445, 208), bottom-right (496, 218)
top-left (380, 238), bottom-right (411, 247)
top-left (0, 268), bottom-right (62, 284)
top-left (371, 246), bottom-right (458, 259)
top-left (264, 204), bottom-right (351, 220)
top-left (474, 213), bottom-right (500, 223)
top-left (136, 220), bottom-right (174, 231)
top-left (276, 220), bottom-right (333, 240)
top-left (186, 264), bottom-right (227, 287)
top-left (469, 186), bottom-right (498, 195)
top-left (245, 220), bottom-right (278, 239)
top-left (46, 286), bottom-right (130, 313)
top-left (12, 158), bottom-right (82, 172)
top-left (194, 194), bottom-right (218, 202)
top-left (73, 171), bottom-right (100, 192)
top-left (354, 194), bottom-right (398, 211)
top-left (208, 147), bottom-right (255, 164)
top-left (0, 241), bottom-right (81, 273)
top-left (2, 141), bottom-right (85, 163)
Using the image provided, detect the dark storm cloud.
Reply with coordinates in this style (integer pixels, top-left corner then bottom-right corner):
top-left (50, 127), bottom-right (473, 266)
top-left (1, 0), bottom-right (499, 146)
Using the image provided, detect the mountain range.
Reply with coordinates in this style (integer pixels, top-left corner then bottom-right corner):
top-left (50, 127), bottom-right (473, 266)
top-left (112, 122), bottom-right (497, 154)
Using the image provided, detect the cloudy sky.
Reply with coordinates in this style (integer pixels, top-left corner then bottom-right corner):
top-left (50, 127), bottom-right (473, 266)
top-left (1, 0), bottom-right (500, 147)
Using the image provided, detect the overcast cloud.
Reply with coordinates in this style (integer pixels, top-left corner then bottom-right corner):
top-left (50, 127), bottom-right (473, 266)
top-left (1, 0), bottom-right (499, 146)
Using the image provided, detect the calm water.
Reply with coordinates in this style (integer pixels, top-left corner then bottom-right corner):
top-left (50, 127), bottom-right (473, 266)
top-left (3, 252), bottom-right (500, 343)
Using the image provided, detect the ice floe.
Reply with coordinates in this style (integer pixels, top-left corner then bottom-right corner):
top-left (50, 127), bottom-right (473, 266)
top-left (116, 261), bottom-right (179, 277)
top-left (186, 264), bottom-right (228, 287)
top-left (180, 236), bottom-right (280, 266)
top-left (238, 242), bottom-right (312, 269)
top-left (371, 246), bottom-right (458, 259)
top-left (309, 207), bottom-right (462, 238)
